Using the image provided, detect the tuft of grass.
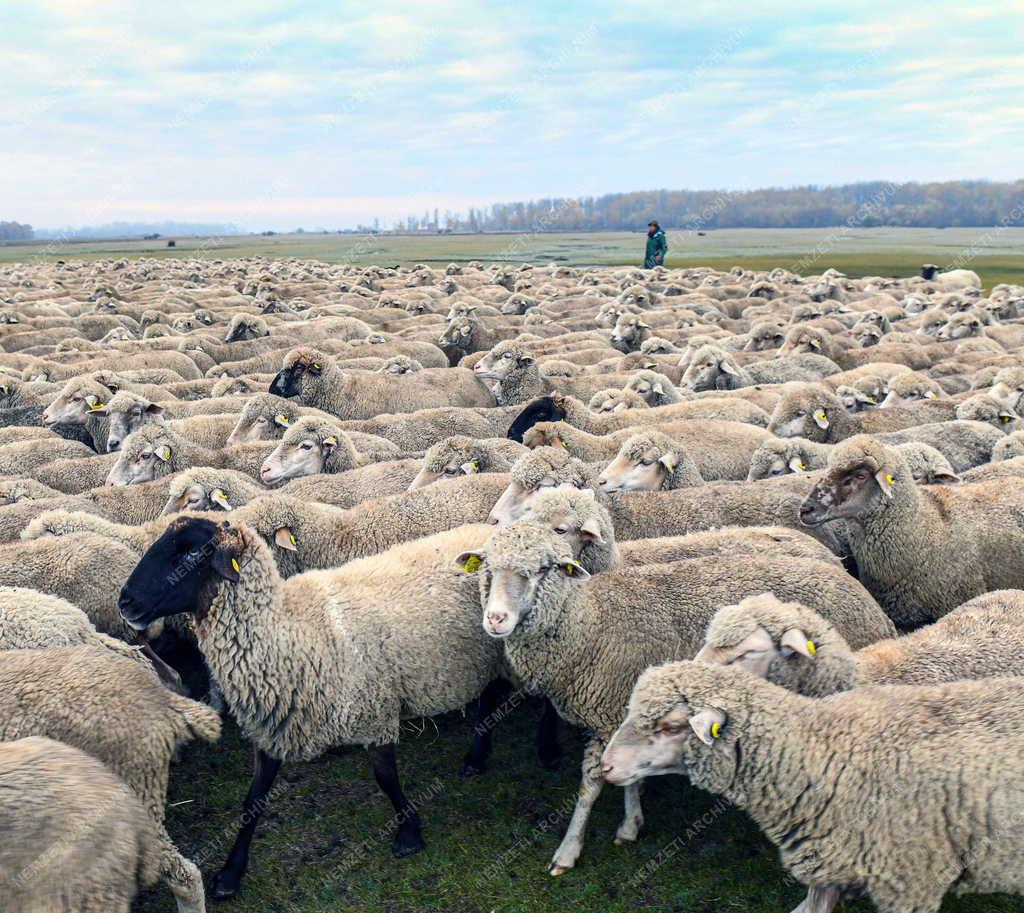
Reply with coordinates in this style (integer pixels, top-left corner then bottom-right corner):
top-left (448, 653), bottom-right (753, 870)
top-left (139, 701), bottom-right (1024, 912)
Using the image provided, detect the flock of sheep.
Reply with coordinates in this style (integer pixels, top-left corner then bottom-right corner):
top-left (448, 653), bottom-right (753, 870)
top-left (0, 254), bottom-right (1022, 913)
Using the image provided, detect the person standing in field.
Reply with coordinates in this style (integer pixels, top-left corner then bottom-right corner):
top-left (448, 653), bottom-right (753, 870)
top-left (644, 220), bottom-right (667, 268)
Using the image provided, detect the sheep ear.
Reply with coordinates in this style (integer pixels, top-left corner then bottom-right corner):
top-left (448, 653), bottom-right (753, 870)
top-left (651, 382), bottom-right (665, 396)
top-left (460, 460), bottom-right (480, 474)
top-left (719, 360), bottom-right (739, 376)
top-left (145, 403), bottom-right (165, 415)
top-left (518, 354), bottom-right (535, 366)
top-left (210, 489), bottom-right (232, 510)
top-left (273, 413), bottom-right (290, 427)
top-left (321, 435), bottom-right (338, 452)
top-left (809, 338), bottom-right (821, 349)
top-left (658, 453), bottom-right (678, 473)
top-left (875, 468), bottom-right (896, 498)
top-left (274, 527), bottom-right (298, 551)
top-left (924, 390), bottom-right (937, 399)
top-left (689, 708), bottom-right (728, 746)
top-left (155, 445), bottom-right (172, 462)
top-left (453, 551), bottom-right (485, 574)
top-left (211, 546), bottom-right (241, 583)
top-left (931, 472), bottom-right (960, 485)
top-left (579, 517), bottom-right (604, 543)
top-left (88, 402), bottom-right (110, 416)
top-left (813, 408), bottom-right (829, 429)
top-left (786, 456), bottom-right (806, 473)
top-left (780, 628), bottom-right (816, 659)
top-left (561, 561), bottom-right (589, 579)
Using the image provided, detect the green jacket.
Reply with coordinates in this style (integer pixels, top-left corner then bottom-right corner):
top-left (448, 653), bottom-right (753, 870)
top-left (644, 229), bottom-right (667, 268)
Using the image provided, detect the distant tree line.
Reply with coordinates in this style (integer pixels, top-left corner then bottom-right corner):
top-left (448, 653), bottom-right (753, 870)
top-left (390, 181), bottom-right (1024, 233)
top-left (0, 221), bottom-right (33, 241)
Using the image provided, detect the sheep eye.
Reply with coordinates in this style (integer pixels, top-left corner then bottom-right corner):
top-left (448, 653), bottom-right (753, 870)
top-left (640, 458), bottom-right (654, 466)
top-left (72, 395), bottom-right (82, 402)
top-left (554, 525), bottom-right (570, 535)
top-left (255, 417), bottom-right (267, 424)
top-left (503, 352), bottom-right (513, 359)
top-left (299, 442), bottom-right (314, 450)
top-left (443, 467), bottom-right (458, 475)
top-left (140, 452), bottom-right (152, 460)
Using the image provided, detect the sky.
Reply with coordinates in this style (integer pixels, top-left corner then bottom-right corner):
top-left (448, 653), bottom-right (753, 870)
top-left (2, 0), bottom-right (1023, 231)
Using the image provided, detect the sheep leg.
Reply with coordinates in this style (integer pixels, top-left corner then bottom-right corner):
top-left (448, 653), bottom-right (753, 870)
top-left (160, 829), bottom-right (206, 913)
top-left (460, 678), bottom-right (511, 777)
top-left (212, 748), bottom-right (282, 900)
top-left (613, 782), bottom-right (644, 845)
top-left (790, 885), bottom-right (840, 913)
top-left (367, 744), bottom-right (425, 858)
top-left (549, 738), bottom-right (604, 876)
top-left (535, 697), bottom-right (563, 769)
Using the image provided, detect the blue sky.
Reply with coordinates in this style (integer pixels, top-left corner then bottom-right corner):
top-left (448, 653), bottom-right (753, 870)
top-left (2, 0), bottom-right (1023, 230)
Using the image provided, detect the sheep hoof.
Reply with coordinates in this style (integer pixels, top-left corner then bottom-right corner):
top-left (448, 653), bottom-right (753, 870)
top-left (210, 869), bottom-right (241, 901)
top-left (548, 863), bottom-right (571, 877)
top-left (613, 835), bottom-right (633, 846)
top-left (458, 758), bottom-right (486, 777)
top-left (391, 827), bottom-right (425, 858)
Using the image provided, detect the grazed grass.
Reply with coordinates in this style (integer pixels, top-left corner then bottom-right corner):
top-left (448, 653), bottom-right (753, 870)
top-left (3, 228), bottom-right (1023, 290)
top-left (139, 700), bottom-right (1024, 913)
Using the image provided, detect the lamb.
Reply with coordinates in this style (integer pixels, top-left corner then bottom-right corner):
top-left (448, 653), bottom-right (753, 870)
top-left (0, 646), bottom-right (221, 913)
top-left (601, 660), bottom-right (1024, 913)
top-left (799, 435), bottom-right (1024, 626)
top-left (408, 435), bottom-right (528, 490)
top-left (680, 344), bottom-right (840, 391)
top-left (270, 347), bottom-right (494, 417)
top-left (697, 589), bottom-right (1024, 697)
top-left (0, 736), bottom-right (163, 913)
top-left (116, 516), bottom-right (514, 898)
top-left (595, 431), bottom-right (705, 492)
top-left (465, 522), bottom-right (892, 874)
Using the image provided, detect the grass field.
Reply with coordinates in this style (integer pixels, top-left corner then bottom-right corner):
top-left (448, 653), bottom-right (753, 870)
top-left (141, 692), bottom-right (1024, 913)
top-left (4, 227), bottom-right (1024, 290)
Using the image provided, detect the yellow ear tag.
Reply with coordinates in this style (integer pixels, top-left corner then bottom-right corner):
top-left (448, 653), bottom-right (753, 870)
top-left (564, 564), bottom-right (575, 575)
top-left (275, 414), bottom-right (290, 426)
top-left (231, 558), bottom-right (240, 574)
top-left (886, 474), bottom-right (895, 485)
top-left (312, 363), bottom-right (322, 371)
top-left (459, 555), bottom-right (483, 573)
top-left (324, 436), bottom-right (338, 446)
top-left (89, 402), bottom-right (107, 412)
top-left (470, 461), bottom-right (479, 471)
top-left (1001, 415), bottom-right (1012, 424)
top-left (710, 722), bottom-right (722, 739)
top-left (806, 640), bottom-right (817, 657)
top-left (561, 441), bottom-right (569, 449)
top-left (797, 462), bottom-right (806, 471)
top-left (289, 533), bottom-right (297, 546)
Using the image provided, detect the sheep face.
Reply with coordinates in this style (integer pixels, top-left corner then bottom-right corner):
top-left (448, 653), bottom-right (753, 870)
top-left (680, 348), bottom-right (735, 392)
top-left (408, 437), bottom-right (484, 491)
top-left (624, 371), bottom-right (670, 406)
top-left (747, 442), bottom-right (808, 481)
top-left (597, 442), bottom-right (678, 493)
top-left (378, 356), bottom-right (421, 376)
top-left (835, 385), bottom-right (877, 413)
top-left (460, 525), bottom-right (587, 638)
top-left (260, 429), bottom-right (340, 486)
top-left (163, 482), bottom-right (233, 514)
top-left (501, 294), bottom-right (536, 316)
top-left (118, 517), bottom-right (237, 629)
top-left (937, 313), bottom-right (983, 341)
top-left (799, 457), bottom-right (894, 527)
top-left (270, 352), bottom-right (328, 398)
top-left (601, 663), bottom-right (734, 793)
top-left (91, 392), bottom-right (163, 451)
top-left (744, 324), bottom-right (785, 352)
top-left (473, 342), bottom-right (534, 388)
top-left (954, 395), bottom-right (1020, 431)
top-left (610, 314), bottom-right (651, 354)
top-left (41, 383), bottom-right (109, 426)
top-left (990, 369), bottom-right (1024, 414)
top-left (855, 325), bottom-right (883, 348)
top-left (879, 374), bottom-right (942, 408)
top-left (768, 393), bottom-right (836, 442)
top-left (437, 317), bottom-right (475, 352)
top-left (227, 409), bottom-right (291, 446)
top-left (106, 432), bottom-right (176, 486)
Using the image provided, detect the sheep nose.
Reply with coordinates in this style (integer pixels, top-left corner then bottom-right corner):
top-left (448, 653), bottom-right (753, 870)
top-left (107, 440), bottom-right (120, 451)
top-left (487, 611), bottom-right (508, 628)
top-left (597, 477), bottom-right (607, 487)
top-left (601, 761), bottom-right (614, 776)
top-left (486, 514), bottom-right (499, 525)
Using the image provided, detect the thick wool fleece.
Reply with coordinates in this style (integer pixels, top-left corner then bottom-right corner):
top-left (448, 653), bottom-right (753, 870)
top-left (188, 521), bottom-right (500, 761)
top-left (620, 661), bottom-right (1024, 913)
top-left (0, 737), bottom-right (163, 913)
